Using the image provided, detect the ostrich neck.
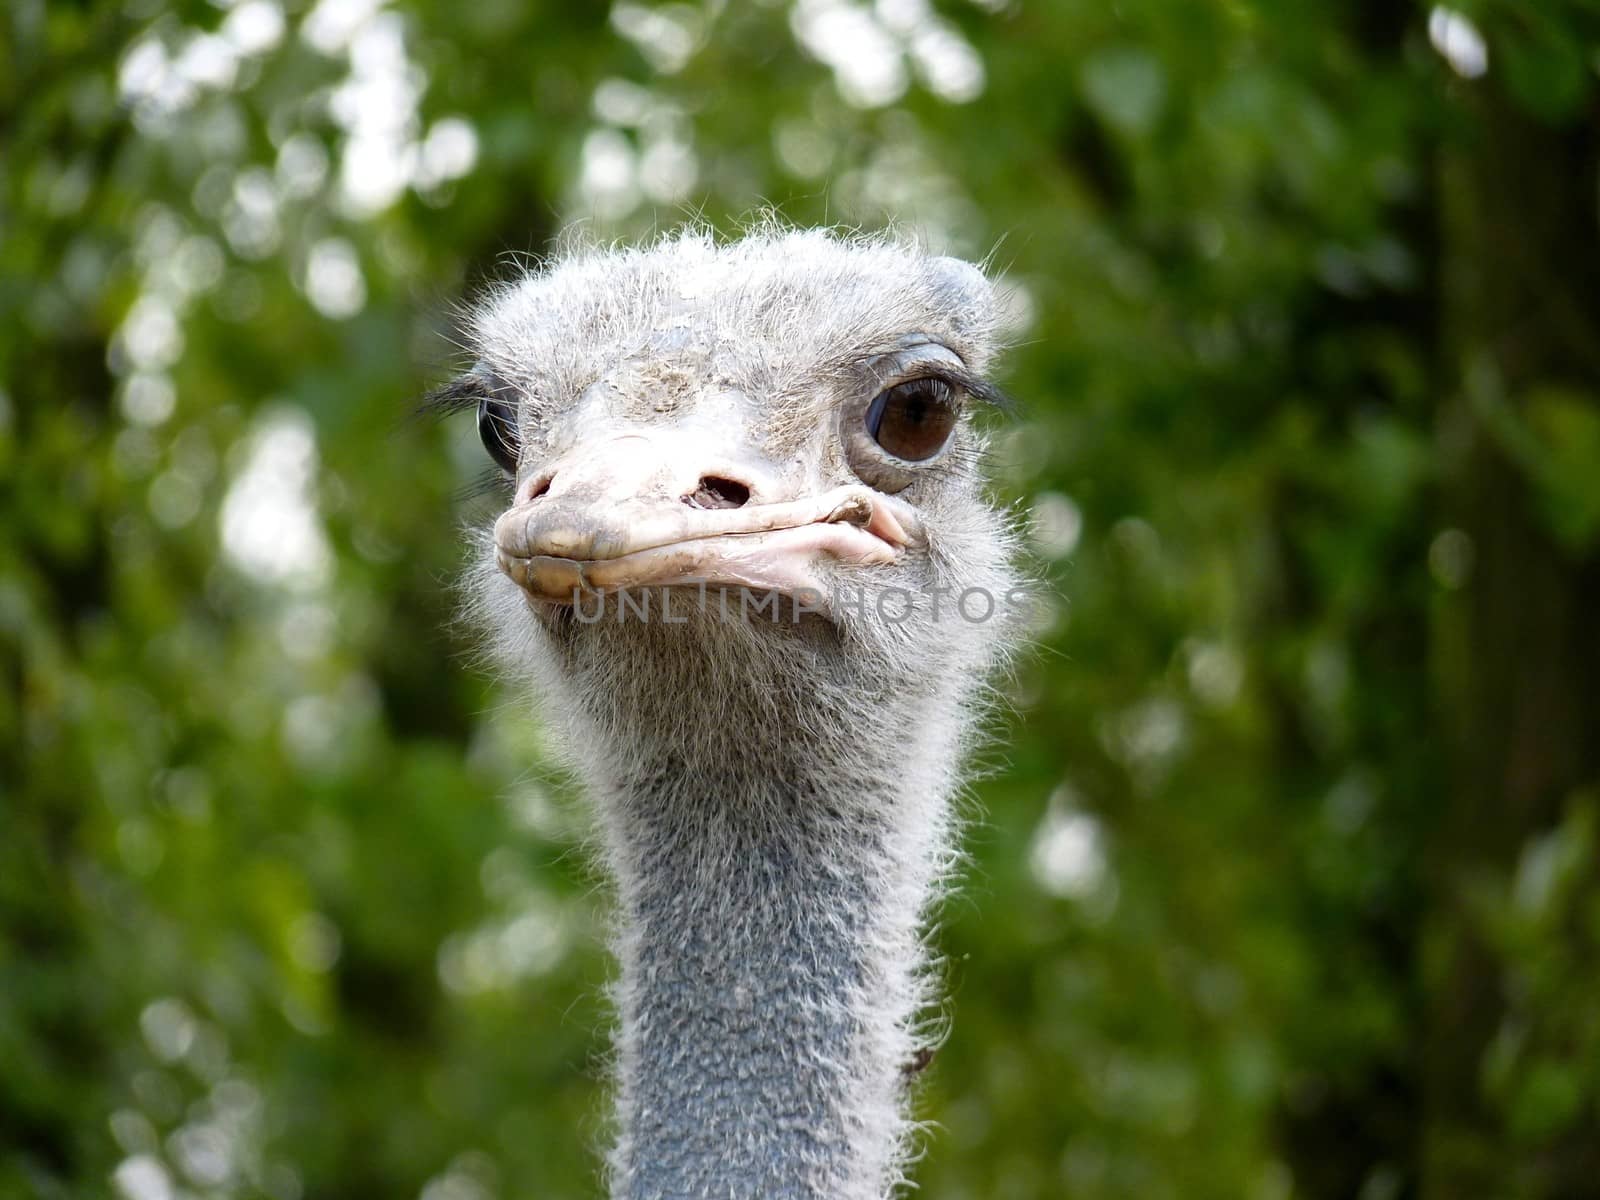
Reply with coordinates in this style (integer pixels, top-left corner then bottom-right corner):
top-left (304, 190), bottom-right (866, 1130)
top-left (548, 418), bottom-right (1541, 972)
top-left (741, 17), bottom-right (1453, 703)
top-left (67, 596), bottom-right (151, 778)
top-left (596, 716), bottom-right (954, 1200)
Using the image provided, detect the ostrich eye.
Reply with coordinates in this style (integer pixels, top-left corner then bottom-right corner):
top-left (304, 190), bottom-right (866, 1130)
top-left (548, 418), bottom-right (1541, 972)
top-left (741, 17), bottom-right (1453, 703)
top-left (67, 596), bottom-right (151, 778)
top-left (477, 395), bottom-right (520, 475)
top-left (864, 377), bottom-right (959, 462)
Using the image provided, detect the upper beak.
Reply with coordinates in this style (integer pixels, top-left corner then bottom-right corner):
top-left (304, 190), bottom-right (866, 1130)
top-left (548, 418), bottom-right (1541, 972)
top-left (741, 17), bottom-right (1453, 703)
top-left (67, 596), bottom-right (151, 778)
top-left (492, 433), bottom-right (919, 605)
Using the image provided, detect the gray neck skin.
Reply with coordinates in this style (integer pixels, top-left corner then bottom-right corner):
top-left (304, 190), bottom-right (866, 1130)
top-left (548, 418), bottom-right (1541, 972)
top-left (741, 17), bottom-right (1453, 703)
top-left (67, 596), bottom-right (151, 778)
top-left (594, 712), bottom-right (952, 1200)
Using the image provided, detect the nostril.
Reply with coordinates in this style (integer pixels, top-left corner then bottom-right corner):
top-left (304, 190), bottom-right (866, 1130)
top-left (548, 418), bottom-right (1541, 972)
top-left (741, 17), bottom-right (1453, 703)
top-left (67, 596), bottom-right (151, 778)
top-left (686, 476), bottom-right (751, 510)
top-left (522, 474), bottom-right (552, 503)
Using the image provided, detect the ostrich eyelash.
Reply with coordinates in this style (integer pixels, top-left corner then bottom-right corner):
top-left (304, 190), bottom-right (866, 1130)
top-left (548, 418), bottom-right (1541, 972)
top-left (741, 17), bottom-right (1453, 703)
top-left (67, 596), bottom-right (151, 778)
top-left (419, 373), bottom-right (496, 418)
top-left (935, 367), bottom-right (1015, 414)
top-left (857, 361), bottom-right (1016, 416)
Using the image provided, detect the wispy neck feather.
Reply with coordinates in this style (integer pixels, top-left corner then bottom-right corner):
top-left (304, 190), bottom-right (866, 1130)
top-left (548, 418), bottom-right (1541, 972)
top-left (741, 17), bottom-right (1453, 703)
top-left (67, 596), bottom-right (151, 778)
top-left (512, 609), bottom-right (997, 1198)
top-left (553, 624), bottom-right (973, 1199)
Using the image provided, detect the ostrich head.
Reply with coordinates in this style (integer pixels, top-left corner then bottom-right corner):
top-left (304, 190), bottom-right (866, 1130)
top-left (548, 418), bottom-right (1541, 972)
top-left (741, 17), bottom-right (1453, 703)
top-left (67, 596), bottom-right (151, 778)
top-left (457, 228), bottom-right (1020, 752)
top-left (442, 227), bottom-right (1024, 1198)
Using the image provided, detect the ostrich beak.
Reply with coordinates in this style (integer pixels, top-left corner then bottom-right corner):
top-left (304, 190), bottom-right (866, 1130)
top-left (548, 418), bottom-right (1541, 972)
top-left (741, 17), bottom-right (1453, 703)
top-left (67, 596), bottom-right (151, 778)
top-left (492, 434), bottom-right (919, 605)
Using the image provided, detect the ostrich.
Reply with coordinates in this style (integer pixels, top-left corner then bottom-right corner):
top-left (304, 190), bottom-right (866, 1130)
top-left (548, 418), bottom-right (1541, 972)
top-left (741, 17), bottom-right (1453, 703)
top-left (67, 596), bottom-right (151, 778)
top-left (441, 227), bottom-right (1023, 1198)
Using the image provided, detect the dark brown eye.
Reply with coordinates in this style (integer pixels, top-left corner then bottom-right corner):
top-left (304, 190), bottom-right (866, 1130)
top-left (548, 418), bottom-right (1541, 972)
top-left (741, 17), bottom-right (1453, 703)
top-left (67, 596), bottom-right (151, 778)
top-left (477, 395), bottom-right (520, 475)
top-left (864, 377), bottom-right (959, 462)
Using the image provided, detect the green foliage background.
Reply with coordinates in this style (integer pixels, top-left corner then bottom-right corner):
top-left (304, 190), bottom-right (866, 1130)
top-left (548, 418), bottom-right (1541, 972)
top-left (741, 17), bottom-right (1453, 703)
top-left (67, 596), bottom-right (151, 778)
top-left (4, 1), bottom-right (1600, 1197)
